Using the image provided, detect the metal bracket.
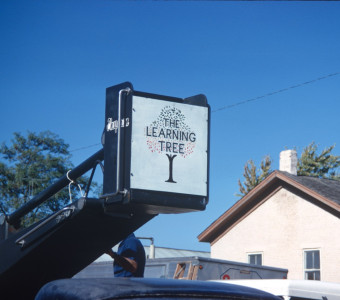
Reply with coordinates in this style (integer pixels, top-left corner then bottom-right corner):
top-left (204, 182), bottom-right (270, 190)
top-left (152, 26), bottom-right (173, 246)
top-left (101, 87), bottom-right (131, 201)
top-left (15, 206), bottom-right (75, 248)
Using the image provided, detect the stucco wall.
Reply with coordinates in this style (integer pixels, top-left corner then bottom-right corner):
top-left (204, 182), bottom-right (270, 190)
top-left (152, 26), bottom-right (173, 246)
top-left (211, 188), bottom-right (340, 282)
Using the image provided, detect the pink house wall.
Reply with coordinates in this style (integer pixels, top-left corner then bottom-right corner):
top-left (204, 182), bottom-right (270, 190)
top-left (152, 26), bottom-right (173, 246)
top-left (211, 188), bottom-right (340, 282)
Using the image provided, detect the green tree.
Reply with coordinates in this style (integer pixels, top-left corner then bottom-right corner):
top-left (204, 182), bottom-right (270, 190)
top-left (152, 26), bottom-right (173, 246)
top-left (237, 142), bottom-right (340, 198)
top-left (237, 155), bottom-right (272, 197)
top-left (297, 142), bottom-right (340, 180)
top-left (0, 131), bottom-right (95, 227)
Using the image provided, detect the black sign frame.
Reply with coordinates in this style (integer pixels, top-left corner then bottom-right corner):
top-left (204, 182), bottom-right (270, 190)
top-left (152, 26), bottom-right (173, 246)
top-left (103, 82), bottom-right (210, 214)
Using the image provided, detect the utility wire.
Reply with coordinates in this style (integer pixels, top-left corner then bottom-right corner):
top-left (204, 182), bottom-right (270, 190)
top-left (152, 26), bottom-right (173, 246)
top-left (70, 143), bottom-right (101, 152)
top-left (212, 72), bottom-right (339, 113)
top-left (70, 72), bottom-right (339, 152)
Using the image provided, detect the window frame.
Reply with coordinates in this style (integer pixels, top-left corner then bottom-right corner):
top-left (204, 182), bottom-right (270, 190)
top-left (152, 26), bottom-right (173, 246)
top-left (247, 252), bottom-right (263, 266)
top-left (303, 249), bottom-right (321, 281)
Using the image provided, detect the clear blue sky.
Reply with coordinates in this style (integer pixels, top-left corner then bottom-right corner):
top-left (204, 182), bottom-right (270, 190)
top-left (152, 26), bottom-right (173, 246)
top-left (1, 1), bottom-right (340, 252)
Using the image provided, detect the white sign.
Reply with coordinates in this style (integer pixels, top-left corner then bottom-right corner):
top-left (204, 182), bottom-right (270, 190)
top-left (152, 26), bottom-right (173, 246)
top-left (130, 95), bottom-right (208, 196)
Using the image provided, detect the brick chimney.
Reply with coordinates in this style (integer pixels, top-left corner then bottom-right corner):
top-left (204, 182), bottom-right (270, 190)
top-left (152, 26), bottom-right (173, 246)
top-left (279, 149), bottom-right (298, 175)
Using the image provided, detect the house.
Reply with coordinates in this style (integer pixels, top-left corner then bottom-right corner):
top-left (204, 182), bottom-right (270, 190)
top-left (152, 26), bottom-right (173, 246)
top-left (198, 150), bottom-right (340, 283)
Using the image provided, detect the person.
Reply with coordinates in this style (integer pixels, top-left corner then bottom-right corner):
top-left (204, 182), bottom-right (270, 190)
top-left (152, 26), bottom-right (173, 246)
top-left (106, 233), bottom-right (146, 277)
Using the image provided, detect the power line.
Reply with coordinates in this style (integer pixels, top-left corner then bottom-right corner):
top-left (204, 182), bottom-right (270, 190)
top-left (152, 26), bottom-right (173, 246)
top-left (212, 72), bottom-right (339, 113)
top-left (70, 143), bottom-right (102, 152)
top-left (70, 72), bottom-right (339, 152)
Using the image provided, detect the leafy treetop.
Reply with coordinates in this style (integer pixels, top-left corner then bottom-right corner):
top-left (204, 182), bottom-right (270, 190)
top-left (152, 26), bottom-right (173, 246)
top-left (0, 131), bottom-right (95, 227)
top-left (297, 142), bottom-right (340, 179)
top-left (237, 142), bottom-right (340, 198)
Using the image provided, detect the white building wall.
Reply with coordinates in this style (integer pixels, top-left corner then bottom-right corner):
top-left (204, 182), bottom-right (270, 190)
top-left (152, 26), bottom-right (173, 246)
top-left (211, 188), bottom-right (340, 283)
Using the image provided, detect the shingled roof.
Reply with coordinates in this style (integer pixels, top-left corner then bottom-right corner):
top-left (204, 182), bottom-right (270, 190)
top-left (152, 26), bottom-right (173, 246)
top-left (198, 170), bottom-right (340, 244)
top-left (282, 171), bottom-right (340, 206)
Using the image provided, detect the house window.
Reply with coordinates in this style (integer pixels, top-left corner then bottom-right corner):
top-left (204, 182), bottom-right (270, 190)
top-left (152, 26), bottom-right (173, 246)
top-left (248, 253), bottom-right (262, 266)
top-left (304, 250), bottom-right (320, 280)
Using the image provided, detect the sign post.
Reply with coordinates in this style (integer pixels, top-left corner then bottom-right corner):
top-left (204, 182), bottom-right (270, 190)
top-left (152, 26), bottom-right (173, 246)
top-left (103, 82), bottom-right (210, 214)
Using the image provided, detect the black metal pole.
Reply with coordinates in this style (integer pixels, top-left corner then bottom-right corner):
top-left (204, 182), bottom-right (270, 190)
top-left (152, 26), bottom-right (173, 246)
top-left (7, 148), bottom-right (104, 227)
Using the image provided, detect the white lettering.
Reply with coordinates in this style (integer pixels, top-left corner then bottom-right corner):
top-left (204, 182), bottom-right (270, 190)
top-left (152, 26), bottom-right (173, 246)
top-left (106, 118), bottom-right (130, 133)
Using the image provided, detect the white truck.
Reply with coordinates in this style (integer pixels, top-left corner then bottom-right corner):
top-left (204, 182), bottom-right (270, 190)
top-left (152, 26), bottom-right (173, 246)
top-left (145, 256), bottom-right (288, 281)
top-left (216, 279), bottom-right (340, 300)
top-left (75, 256), bottom-right (288, 281)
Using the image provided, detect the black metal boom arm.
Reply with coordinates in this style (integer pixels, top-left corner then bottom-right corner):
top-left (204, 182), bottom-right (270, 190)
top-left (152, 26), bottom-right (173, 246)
top-left (6, 148), bottom-right (104, 228)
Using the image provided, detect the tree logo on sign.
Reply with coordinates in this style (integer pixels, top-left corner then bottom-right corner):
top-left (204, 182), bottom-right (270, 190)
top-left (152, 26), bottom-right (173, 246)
top-left (145, 106), bottom-right (196, 183)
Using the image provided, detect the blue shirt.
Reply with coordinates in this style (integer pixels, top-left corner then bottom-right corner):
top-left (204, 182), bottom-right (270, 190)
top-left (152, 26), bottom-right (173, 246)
top-left (114, 233), bottom-right (145, 277)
